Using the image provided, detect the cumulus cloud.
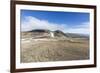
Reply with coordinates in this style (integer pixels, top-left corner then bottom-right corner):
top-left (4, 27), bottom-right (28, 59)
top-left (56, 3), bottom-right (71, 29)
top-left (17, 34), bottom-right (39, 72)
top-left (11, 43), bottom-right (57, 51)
top-left (21, 16), bottom-right (89, 35)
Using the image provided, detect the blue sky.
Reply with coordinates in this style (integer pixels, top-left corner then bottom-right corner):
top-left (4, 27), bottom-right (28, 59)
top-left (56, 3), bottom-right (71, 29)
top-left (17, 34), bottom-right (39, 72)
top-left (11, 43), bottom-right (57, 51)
top-left (21, 10), bottom-right (90, 35)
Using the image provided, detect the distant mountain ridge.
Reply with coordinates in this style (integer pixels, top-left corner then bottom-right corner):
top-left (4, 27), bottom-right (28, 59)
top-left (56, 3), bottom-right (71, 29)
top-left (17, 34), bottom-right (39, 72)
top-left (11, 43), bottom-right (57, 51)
top-left (21, 29), bottom-right (89, 39)
top-left (65, 33), bottom-right (89, 38)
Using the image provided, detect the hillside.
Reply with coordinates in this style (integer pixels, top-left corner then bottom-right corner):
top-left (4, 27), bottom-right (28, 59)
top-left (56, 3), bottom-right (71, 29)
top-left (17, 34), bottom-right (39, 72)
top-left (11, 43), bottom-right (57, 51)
top-left (21, 29), bottom-right (89, 39)
top-left (21, 29), bottom-right (89, 63)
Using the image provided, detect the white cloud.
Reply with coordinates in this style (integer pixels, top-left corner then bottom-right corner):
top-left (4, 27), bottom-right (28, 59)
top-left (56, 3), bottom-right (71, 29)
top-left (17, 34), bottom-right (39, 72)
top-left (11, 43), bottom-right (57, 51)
top-left (21, 16), bottom-right (89, 35)
top-left (65, 22), bottom-right (90, 34)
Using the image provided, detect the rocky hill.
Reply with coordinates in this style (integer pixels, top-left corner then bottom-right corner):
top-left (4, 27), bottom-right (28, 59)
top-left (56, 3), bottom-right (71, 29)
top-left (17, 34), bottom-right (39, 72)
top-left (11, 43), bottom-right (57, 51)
top-left (21, 29), bottom-right (88, 39)
top-left (21, 29), bottom-right (67, 39)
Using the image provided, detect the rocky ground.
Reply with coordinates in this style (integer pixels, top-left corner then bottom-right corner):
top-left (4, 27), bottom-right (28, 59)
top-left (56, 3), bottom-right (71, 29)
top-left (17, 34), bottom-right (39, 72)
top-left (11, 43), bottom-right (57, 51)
top-left (20, 38), bottom-right (89, 63)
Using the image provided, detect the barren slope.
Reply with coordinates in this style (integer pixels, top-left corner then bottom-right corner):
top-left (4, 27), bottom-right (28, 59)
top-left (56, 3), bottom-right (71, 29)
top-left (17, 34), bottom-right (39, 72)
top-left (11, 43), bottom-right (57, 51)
top-left (21, 38), bottom-right (89, 63)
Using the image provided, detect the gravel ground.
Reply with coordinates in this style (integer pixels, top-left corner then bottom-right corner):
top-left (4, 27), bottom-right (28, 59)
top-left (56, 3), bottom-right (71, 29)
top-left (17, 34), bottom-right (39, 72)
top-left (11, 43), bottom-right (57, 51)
top-left (20, 38), bottom-right (89, 63)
